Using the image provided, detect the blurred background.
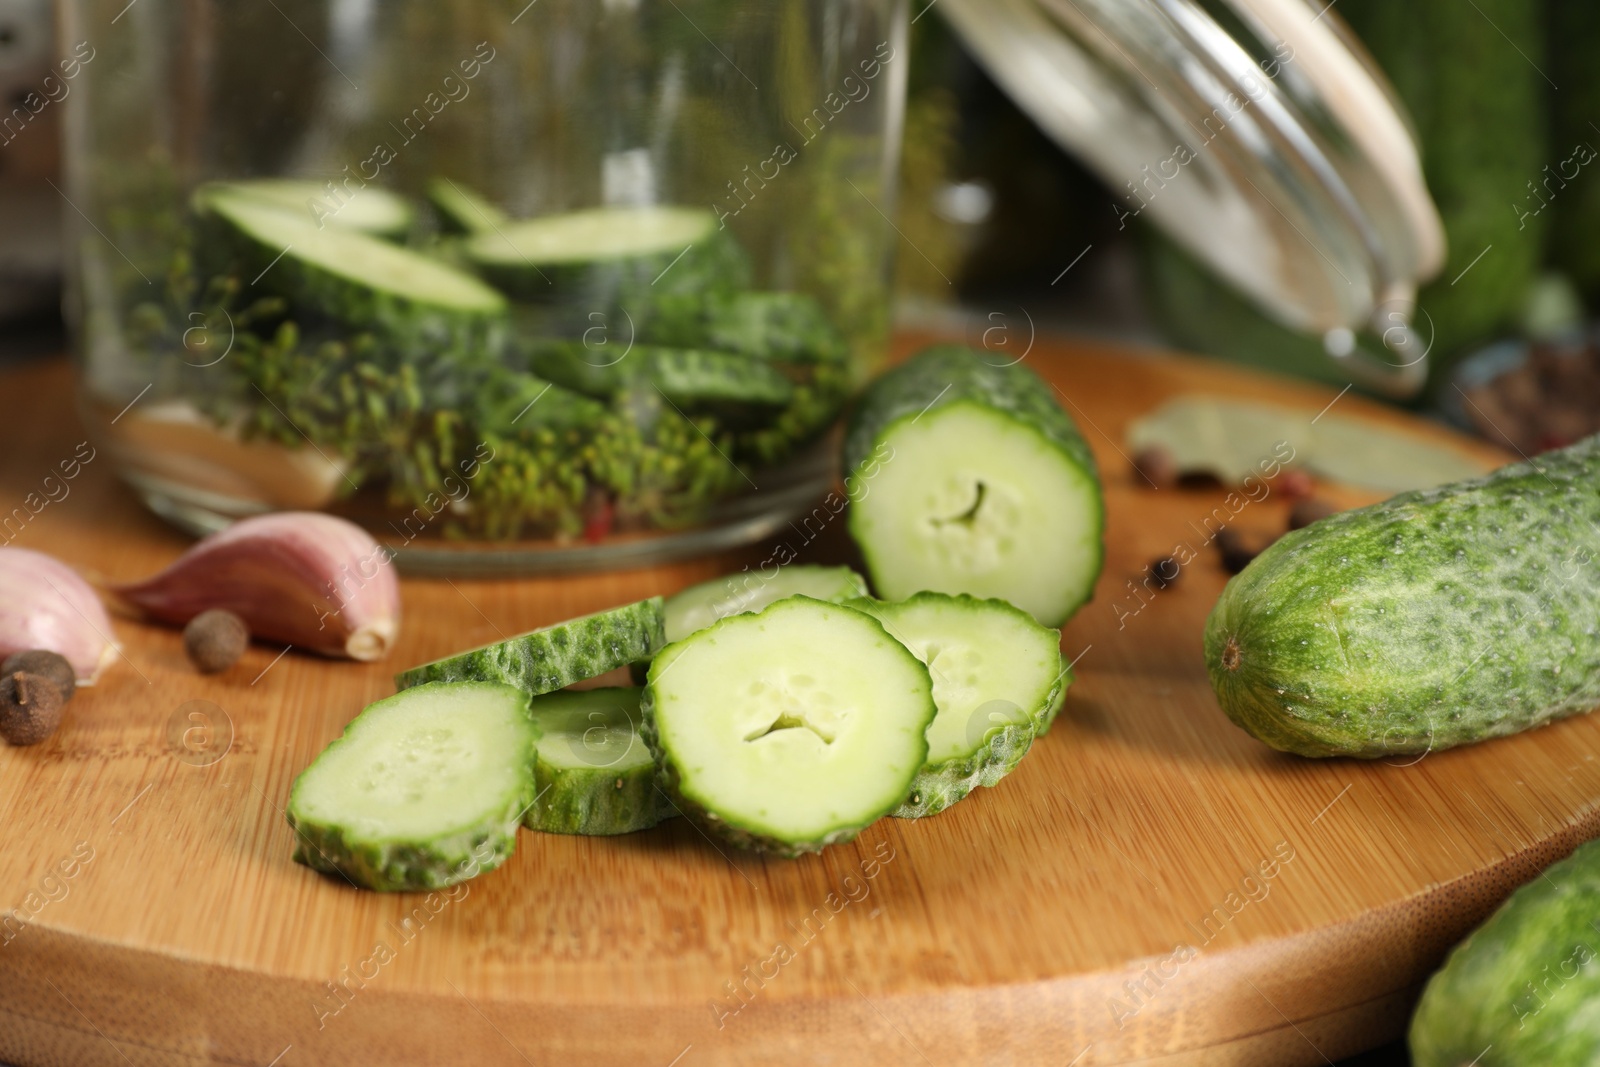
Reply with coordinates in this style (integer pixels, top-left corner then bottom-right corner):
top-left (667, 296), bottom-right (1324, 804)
top-left (6, 0), bottom-right (1597, 465)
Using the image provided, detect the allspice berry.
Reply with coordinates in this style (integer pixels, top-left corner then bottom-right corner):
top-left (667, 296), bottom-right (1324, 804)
top-left (1216, 528), bottom-right (1264, 575)
top-left (0, 650), bottom-right (76, 702)
top-left (1132, 445), bottom-right (1179, 489)
top-left (0, 671), bottom-right (66, 745)
top-left (184, 609), bottom-right (250, 674)
top-left (1288, 498), bottom-right (1340, 531)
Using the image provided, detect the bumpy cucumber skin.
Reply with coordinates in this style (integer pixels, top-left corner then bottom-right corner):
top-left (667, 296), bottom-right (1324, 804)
top-left (524, 689), bottom-right (674, 836)
top-left (842, 346), bottom-right (1106, 626)
top-left (847, 592), bottom-right (1062, 818)
top-left (1036, 660), bottom-right (1071, 734)
top-left (286, 682), bottom-right (538, 892)
top-left (646, 292), bottom-right (849, 365)
top-left (528, 754), bottom-right (673, 836)
top-left (641, 598), bottom-right (934, 858)
top-left (197, 191), bottom-right (508, 355)
top-left (290, 805), bottom-right (523, 893)
top-left (893, 720), bottom-right (1033, 818)
top-left (527, 343), bottom-right (794, 411)
top-left (1205, 436), bottom-right (1600, 758)
top-left (1410, 839), bottom-right (1600, 1066)
top-left (395, 598), bottom-right (666, 696)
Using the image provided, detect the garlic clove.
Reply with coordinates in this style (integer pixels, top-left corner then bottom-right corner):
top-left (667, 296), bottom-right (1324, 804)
top-left (112, 512), bottom-right (402, 662)
top-left (0, 548), bottom-right (120, 685)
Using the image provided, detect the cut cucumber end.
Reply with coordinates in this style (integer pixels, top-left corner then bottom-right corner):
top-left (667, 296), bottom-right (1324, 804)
top-left (427, 177), bottom-right (509, 235)
top-left (525, 688), bottom-right (672, 836)
top-left (466, 206), bottom-right (718, 267)
top-left (663, 565), bottom-right (869, 644)
top-left (395, 597), bottom-right (666, 697)
top-left (851, 401), bottom-right (1102, 627)
top-left (286, 682), bottom-right (538, 891)
top-left (644, 596), bottom-right (934, 856)
top-left (463, 205), bottom-right (748, 304)
top-left (848, 592), bottom-right (1061, 817)
top-left (198, 178), bottom-right (416, 238)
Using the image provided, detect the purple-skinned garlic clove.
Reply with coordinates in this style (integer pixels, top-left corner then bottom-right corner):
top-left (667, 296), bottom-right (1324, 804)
top-left (0, 548), bottom-right (119, 685)
top-left (112, 512), bottom-right (401, 662)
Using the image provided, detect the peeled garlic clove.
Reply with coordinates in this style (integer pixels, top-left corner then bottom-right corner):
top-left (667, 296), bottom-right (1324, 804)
top-left (0, 548), bottom-right (119, 685)
top-left (113, 512), bottom-right (401, 662)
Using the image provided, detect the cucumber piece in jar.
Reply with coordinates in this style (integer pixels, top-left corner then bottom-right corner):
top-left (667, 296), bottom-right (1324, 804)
top-left (463, 205), bottom-right (748, 300)
top-left (200, 178), bottom-right (416, 238)
top-left (427, 177), bottom-right (509, 235)
top-left (523, 688), bottom-right (673, 836)
top-left (645, 292), bottom-right (849, 365)
top-left (527, 343), bottom-right (795, 414)
top-left (396, 598), bottom-right (666, 696)
top-left (286, 682), bottom-right (538, 892)
top-left (846, 592), bottom-right (1066, 817)
top-left (664, 564), bottom-right (868, 643)
top-left (474, 367), bottom-right (610, 437)
top-left (643, 596), bottom-right (936, 856)
top-left (843, 346), bottom-right (1105, 628)
top-left (197, 187), bottom-right (508, 351)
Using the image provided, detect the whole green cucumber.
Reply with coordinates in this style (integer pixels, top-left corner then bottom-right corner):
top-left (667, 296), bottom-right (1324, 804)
top-left (1205, 435), bottom-right (1600, 758)
top-left (1410, 837), bottom-right (1600, 1066)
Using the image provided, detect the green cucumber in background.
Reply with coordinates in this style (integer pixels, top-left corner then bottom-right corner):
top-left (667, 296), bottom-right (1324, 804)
top-left (1410, 838), bottom-right (1600, 1066)
top-left (1144, 0), bottom-right (1549, 392)
top-left (1339, 0), bottom-right (1548, 370)
top-left (195, 185), bottom-right (509, 357)
top-left (1546, 0), bottom-right (1600, 307)
top-left (1205, 435), bottom-right (1600, 758)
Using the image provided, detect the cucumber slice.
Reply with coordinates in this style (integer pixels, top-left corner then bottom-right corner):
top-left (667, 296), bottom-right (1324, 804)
top-left (664, 565), bottom-right (869, 643)
top-left (524, 688), bottom-right (673, 835)
top-left (846, 593), bottom-right (1066, 817)
top-left (427, 177), bottom-right (509, 235)
top-left (463, 205), bottom-right (748, 300)
top-left (199, 188), bottom-right (508, 351)
top-left (396, 598), bottom-right (666, 696)
top-left (844, 346), bottom-right (1105, 628)
top-left (643, 596), bottom-right (936, 856)
top-left (527, 343), bottom-right (794, 414)
top-left (286, 682), bottom-right (537, 892)
top-left (200, 178), bottom-right (416, 238)
top-left (646, 292), bottom-right (848, 365)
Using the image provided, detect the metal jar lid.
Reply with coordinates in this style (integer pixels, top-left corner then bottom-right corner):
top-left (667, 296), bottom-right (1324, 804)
top-left (939, 0), bottom-right (1446, 396)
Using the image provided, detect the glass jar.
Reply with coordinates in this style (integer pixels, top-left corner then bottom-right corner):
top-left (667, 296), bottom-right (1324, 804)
top-left (60, 0), bottom-right (907, 572)
top-left (938, 0), bottom-right (1445, 397)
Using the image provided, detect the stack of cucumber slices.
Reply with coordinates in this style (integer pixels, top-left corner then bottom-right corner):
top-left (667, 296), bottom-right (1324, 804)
top-left (288, 560), bottom-right (1078, 888)
top-left (285, 347), bottom-right (1107, 889)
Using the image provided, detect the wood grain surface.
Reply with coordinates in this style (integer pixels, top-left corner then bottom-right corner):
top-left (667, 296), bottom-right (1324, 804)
top-left (0, 336), bottom-right (1588, 1067)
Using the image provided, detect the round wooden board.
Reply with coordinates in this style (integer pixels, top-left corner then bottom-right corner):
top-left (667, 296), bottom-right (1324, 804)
top-left (0, 336), bottom-right (1589, 1067)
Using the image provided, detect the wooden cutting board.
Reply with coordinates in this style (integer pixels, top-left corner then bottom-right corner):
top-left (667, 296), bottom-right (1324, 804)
top-left (0, 335), bottom-right (1589, 1067)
